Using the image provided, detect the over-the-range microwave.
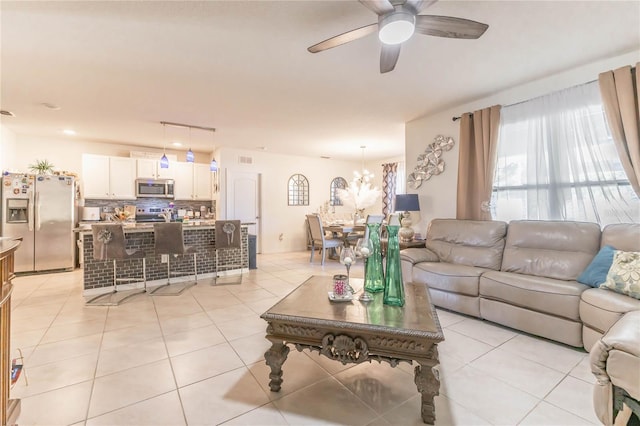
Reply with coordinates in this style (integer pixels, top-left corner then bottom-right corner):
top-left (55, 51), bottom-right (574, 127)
top-left (135, 179), bottom-right (174, 199)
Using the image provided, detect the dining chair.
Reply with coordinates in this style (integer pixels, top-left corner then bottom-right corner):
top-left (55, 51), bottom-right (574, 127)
top-left (306, 214), bottom-right (343, 265)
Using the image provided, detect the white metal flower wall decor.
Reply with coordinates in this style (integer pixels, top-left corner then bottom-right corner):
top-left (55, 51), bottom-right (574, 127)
top-left (407, 135), bottom-right (455, 189)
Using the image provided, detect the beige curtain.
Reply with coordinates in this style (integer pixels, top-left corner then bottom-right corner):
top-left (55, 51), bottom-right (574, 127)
top-left (456, 105), bottom-right (501, 220)
top-left (598, 63), bottom-right (640, 197)
top-left (382, 163), bottom-right (398, 216)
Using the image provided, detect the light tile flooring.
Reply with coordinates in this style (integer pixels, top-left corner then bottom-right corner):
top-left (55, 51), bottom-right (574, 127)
top-left (9, 252), bottom-right (599, 425)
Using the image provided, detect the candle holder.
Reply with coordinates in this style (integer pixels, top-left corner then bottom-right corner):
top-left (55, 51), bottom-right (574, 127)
top-left (339, 246), bottom-right (356, 293)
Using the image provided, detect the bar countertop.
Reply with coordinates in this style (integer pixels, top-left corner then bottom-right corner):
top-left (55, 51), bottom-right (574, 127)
top-left (0, 237), bottom-right (21, 256)
top-left (74, 221), bottom-right (254, 233)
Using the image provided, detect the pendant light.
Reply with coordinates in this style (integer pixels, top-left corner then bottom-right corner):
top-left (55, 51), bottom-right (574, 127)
top-left (186, 128), bottom-right (195, 162)
top-left (160, 123), bottom-right (169, 169)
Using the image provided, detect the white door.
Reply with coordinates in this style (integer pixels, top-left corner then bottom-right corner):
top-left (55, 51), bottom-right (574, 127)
top-left (82, 154), bottom-right (110, 199)
top-left (226, 170), bottom-right (261, 253)
top-left (193, 164), bottom-right (212, 200)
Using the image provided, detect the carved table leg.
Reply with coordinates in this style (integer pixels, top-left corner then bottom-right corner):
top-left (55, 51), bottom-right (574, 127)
top-left (264, 341), bottom-right (290, 392)
top-left (414, 360), bottom-right (440, 424)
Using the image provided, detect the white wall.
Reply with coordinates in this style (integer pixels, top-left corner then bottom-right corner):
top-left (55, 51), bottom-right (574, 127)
top-left (0, 133), bottom-right (211, 176)
top-left (218, 147), bottom-right (370, 254)
top-left (406, 50), bottom-right (640, 236)
top-left (0, 124), bottom-right (17, 171)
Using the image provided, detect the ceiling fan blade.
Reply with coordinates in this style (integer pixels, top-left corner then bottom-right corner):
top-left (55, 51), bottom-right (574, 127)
top-left (358, 0), bottom-right (394, 16)
top-left (415, 15), bottom-right (489, 39)
top-left (403, 0), bottom-right (438, 14)
top-left (308, 23), bottom-right (378, 53)
top-left (380, 43), bottom-right (401, 73)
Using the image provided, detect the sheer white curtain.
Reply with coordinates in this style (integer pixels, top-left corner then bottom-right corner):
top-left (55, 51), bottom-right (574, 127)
top-left (492, 81), bottom-right (639, 225)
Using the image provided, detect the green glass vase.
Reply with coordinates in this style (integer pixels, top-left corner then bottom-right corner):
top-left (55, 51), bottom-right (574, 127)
top-left (364, 223), bottom-right (385, 293)
top-left (383, 224), bottom-right (405, 307)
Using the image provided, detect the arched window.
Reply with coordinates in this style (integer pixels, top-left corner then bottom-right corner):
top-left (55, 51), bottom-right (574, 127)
top-left (330, 177), bottom-right (347, 206)
top-left (288, 174), bottom-right (309, 206)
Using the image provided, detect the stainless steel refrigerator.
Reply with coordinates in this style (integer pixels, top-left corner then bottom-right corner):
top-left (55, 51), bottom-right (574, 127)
top-left (1, 173), bottom-right (76, 273)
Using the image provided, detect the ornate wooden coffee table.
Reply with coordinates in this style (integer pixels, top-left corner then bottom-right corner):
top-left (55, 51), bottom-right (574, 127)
top-left (260, 276), bottom-right (445, 424)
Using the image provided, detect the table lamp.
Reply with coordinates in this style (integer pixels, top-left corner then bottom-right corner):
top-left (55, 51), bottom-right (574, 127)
top-left (394, 194), bottom-right (420, 242)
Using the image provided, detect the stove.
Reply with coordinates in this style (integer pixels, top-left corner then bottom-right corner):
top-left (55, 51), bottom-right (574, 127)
top-left (135, 207), bottom-right (170, 223)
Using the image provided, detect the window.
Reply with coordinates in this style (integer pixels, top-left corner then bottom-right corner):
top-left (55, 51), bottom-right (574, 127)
top-left (288, 174), bottom-right (309, 206)
top-left (492, 81), bottom-right (638, 225)
top-left (329, 177), bottom-right (347, 206)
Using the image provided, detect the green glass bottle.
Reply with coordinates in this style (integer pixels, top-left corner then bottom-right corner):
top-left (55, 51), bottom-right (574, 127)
top-left (383, 222), bottom-right (405, 307)
top-left (364, 223), bottom-right (385, 293)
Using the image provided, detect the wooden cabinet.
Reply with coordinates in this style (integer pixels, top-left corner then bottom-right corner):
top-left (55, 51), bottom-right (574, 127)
top-left (174, 163), bottom-right (212, 200)
top-left (136, 158), bottom-right (174, 179)
top-left (0, 238), bottom-right (21, 425)
top-left (82, 154), bottom-right (136, 199)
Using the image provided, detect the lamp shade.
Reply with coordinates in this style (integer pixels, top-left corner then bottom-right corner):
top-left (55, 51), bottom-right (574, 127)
top-left (160, 154), bottom-right (169, 169)
top-left (186, 149), bottom-right (195, 162)
top-left (395, 194), bottom-right (420, 212)
top-left (209, 158), bottom-right (218, 172)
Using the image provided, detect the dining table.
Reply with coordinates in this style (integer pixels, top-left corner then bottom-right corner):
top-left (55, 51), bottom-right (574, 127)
top-left (323, 223), bottom-right (366, 258)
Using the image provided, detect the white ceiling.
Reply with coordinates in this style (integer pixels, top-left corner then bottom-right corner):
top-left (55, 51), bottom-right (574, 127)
top-left (1, 1), bottom-right (639, 161)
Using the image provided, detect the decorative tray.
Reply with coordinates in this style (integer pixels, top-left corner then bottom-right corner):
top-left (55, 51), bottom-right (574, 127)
top-left (328, 291), bottom-right (353, 302)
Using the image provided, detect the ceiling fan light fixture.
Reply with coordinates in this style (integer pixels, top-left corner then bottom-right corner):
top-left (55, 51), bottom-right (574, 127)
top-left (379, 11), bottom-right (415, 45)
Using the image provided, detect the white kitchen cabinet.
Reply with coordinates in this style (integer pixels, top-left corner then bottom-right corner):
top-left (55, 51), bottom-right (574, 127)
top-left (194, 163), bottom-right (212, 200)
top-left (136, 158), bottom-right (174, 179)
top-left (173, 162), bottom-right (212, 200)
top-left (82, 154), bottom-right (136, 199)
top-left (173, 162), bottom-right (194, 200)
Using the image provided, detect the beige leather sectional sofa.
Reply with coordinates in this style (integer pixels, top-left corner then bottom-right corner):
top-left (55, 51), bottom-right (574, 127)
top-left (400, 219), bottom-right (640, 425)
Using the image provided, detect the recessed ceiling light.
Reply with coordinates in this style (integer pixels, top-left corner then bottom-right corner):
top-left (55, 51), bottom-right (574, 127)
top-left (0, 110), bottom-right (15, 117)
top-left (172, 142), bottom-right (182, 147)
top-left (63, 129), bottom-right (76, 135)
top-left (42, 102), bottom-right (61, 110)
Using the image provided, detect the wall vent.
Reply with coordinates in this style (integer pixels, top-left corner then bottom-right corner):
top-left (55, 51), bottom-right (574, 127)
top-left (238, 156), bottom-right (253, 165)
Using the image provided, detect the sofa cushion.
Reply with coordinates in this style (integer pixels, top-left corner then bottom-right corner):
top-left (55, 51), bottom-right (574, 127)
top-left (501, 220), bottom-right (601, 280)
top-left (480, 270), bottom-right (589, 321)
top-left (577, 245), bottom-right (616, 287)
top-left (413, 262), bottom-right (486, 296)
top-left (600, 251), bottom-right (640, 300)
top-left (425, 219), bottom-right (507, 270)
top-left (601, 223), bottom-right (640, 251)
top-left (580, 287), bottom-right (640, 334)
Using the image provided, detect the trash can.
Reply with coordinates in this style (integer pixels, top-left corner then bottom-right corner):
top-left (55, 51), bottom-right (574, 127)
top-left (248, 234), bottom-right (257, 269)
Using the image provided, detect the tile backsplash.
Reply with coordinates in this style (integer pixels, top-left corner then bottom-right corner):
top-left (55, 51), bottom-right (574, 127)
top-left (84, 198), bottom-right (214, 217)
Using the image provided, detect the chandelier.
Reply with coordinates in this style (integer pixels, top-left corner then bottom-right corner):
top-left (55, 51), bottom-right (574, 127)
top-left (336, 146), bottom-right (381, 211)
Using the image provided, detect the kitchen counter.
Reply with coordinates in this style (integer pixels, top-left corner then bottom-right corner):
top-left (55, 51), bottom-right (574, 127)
top-left (75, 220), bottom-right (254, 233)
top-left (78, 222), bottom-right (250, 293)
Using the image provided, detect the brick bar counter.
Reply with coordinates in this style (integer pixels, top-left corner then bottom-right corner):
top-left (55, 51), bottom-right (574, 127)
top-left (75, 222), bottom-right (249, 295)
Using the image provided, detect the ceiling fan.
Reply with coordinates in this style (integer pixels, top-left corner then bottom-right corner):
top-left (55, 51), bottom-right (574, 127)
top-left (307, 0), bottom-right (489, 73)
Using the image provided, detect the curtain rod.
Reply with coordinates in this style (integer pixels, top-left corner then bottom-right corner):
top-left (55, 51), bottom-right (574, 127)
top-left (160, 121), bottom-right (216, 133)
top-left (450, 78), bottom-right (598, 122)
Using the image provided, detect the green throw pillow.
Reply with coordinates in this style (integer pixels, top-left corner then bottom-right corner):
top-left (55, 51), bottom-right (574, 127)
top-left (600, 251), bottom-right (640, 300)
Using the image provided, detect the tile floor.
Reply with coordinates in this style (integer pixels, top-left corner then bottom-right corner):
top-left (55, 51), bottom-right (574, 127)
top-left (9, 251), bottom-right (599, 425)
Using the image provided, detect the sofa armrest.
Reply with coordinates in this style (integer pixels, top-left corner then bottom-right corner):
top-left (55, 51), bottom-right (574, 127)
top-left (590, 310), bottom-right (640, 425)
top-left (400, 248), bottom-right (440, 265)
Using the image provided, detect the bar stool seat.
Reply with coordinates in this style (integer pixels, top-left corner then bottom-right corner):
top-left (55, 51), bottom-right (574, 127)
top-left (151, 222), bottom-right (198, 296)
top-left (86, 224), bottom-right (147, 306)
